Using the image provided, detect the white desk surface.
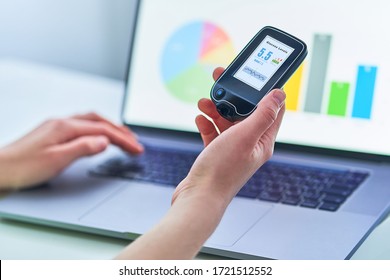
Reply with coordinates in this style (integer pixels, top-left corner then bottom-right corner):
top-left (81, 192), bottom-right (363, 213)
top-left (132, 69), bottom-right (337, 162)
top-left (0, 59), bottom-right (389, 259)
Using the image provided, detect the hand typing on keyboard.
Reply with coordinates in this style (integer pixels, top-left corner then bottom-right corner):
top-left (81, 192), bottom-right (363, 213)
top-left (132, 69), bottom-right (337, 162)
top-left (0, 112), bottom-right (144, 190)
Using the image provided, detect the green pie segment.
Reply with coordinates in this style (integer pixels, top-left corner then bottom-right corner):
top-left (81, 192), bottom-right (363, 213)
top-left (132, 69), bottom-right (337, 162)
top-left (166, 64), bottom-right (212, 103)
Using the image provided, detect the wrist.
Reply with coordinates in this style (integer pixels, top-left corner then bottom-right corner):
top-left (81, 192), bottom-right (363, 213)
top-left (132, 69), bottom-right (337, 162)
top-left (173, 176), bottom-right (231, 213)
top-left (0, 148), bottom-right (11, 190)
top-left (165, 179), bottom-right (230, 258)
top-left (0, 147), bottom-right (20, 190)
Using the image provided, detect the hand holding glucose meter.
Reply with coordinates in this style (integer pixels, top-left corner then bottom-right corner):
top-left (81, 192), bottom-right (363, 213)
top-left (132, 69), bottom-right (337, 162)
top-left (211, 26), bottom-right (307, 122)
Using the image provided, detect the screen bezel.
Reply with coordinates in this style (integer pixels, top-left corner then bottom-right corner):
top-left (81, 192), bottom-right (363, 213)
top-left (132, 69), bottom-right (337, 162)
top-left (121, 0), bottom-right (390, 163)
top-left (216, 27), bottom-right (306, 106)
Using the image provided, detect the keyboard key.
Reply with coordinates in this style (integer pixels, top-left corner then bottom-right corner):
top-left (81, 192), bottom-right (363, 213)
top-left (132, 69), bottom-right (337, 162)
top-left (120, 171), bottom-right (143, 180)
top-left (322, 194), bottom-right (345, 204)
top-left (322, 187), bottom-right (351, 197)
top-left (300, 199), bottom-right (320, 209)
top-left (237, 190), bottom-right (259, 199)
top-left (258, 192), bottom-right (282, 202)
top-left (281, 196), bottom-right (300, 205)
top-left (319, 202), bottom-right (340, 212)
top-left (302, 191), bottom-right (322, 200)
top-left (285, 188), bottom-right (303, 197)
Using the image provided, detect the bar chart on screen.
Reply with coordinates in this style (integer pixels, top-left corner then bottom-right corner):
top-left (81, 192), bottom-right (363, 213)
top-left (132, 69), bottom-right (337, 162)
top-left (284, 34), bottom-right (378, 120)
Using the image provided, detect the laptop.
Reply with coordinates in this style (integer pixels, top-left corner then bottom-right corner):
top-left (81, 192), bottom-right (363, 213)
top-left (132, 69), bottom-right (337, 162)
top-left (1, 0), bottom-right (390, 259)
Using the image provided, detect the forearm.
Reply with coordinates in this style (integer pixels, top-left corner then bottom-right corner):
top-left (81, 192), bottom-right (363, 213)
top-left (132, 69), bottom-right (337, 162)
top-left (115, 189), bottom-right (227, 259)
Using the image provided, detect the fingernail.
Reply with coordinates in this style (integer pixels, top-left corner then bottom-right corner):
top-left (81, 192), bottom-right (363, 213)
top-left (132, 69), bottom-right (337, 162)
top-left (96, 136), bottom-right (109, 149)
top-left (137, 143), bottom-right (144, 152)
top-left (272, 89), bottom-right (286, 107)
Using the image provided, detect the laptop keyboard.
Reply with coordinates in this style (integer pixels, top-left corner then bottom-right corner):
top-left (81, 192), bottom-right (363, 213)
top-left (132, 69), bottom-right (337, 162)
top-left (89, 145), bottom-right (369, 212)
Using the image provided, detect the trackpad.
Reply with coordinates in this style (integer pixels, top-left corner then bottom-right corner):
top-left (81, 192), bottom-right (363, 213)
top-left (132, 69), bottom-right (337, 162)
top-left (79, 183), bottom-right (174, 234)
top-left (206, 199), bottom-right (272, 247)
top-left (80, 184), bottom-right (271, 247)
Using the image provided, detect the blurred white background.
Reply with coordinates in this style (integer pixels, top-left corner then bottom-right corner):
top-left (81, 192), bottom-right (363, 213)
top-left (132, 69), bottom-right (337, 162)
top-left (0, 0), bottom-right (137, 80)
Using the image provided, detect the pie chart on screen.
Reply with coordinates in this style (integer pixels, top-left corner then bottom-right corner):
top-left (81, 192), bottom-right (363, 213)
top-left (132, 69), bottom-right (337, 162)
top-left (161, 21), bottom-right (235, 104)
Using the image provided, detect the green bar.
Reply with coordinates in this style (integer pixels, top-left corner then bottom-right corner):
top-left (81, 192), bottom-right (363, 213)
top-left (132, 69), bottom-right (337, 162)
top-left (327, 82), bottom-right (350, 116)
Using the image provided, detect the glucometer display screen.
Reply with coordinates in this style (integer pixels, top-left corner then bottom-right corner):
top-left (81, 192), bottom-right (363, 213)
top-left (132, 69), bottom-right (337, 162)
top-left (233, 35), bottom-right (294, 91)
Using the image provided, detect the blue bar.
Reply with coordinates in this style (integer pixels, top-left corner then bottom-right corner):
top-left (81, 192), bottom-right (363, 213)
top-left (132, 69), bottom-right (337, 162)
top-left (352, 66), bottom-right (377, 119)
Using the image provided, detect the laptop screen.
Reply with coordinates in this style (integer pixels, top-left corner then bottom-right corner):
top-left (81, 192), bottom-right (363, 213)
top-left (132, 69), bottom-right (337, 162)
top-left (123, 0), bottom-right (390, 157)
